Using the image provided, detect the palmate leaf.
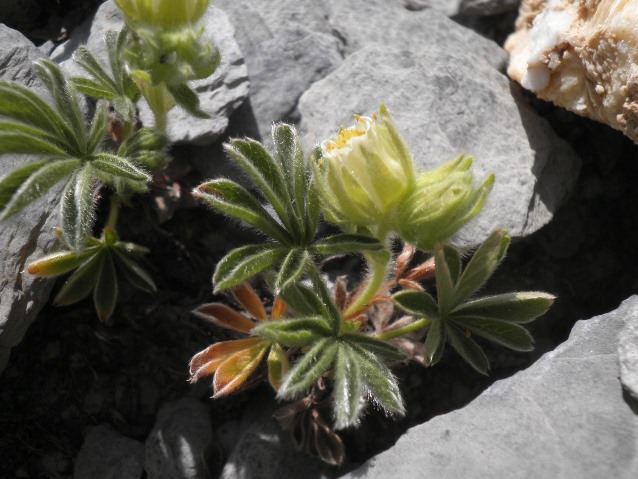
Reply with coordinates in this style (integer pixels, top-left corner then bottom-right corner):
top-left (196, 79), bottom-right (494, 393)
top-left (252, 317), bottom-right (331, 347)
top-left (213, 342), bottom-right (270, 398)
top-left (213, 244), bottom-right (288, 293)
top-left (310, 234), bottom-right (383, 256)
top-left (61, 165), bottom-right (98, 252)
top-left (278, 338), bottom-right (338, 399)
top-left (450, 316), bottom-right (534, 352)
top-left (274, 249), bottom-right (310, 294)
top-left (0, 159), bottom-right (80, 222)
top-left (333, 345), bottom-right (364, 429)
top-left (166, 83), bottom-right (210, 119)
top-left (94, 251), bottom-right (118, 322)
top-left (450, 292), bottom-right (555, 324)
top-left (446, 323), bottom-right (490, 375)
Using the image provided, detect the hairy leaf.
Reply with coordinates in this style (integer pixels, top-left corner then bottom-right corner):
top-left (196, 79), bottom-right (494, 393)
top-left (278, 338), bottom-right (338, 399)
top-left (213, 342), bottom-right (269, 397)
top-left (111, 248), bottom-right (157, 293)
top-left (0, 122), bottom-right (70, 156)
top-left (91, 153), bottom-right (150, 182)
top-left (333, 345), bottom-right (364, 429)
top-left (213, 244), bottom-right (288, 292)
top-left (277, 281), bottom-right (330, 317)
top-left (455, 229), bottom-right (510, 303)
top-left (87, 101), bottom-right (108, 153)
top-left (446, 323), bottom-right (490, 375)
top-left (435, 244), bottom-right (459, 315)
top-left (341, 333), bottom-right (406, 361)
top-left (53, 250), bottom-right (104, 306)
top-left (193, 303), bottom-right (256, 334)
top-left (61, 164), bottom-right (97, 252)
top-left (166, 83), bottom-right (210, 119)
top-left (27, 247), bottom-right (98, 277)
top-left (451, 317), bottom-right (534, 352)
top-left (94, 251), bottom-right (118, 321)
top-left (252, 317), bottom-right (331, 347)
top-left (310, 234), bottom-right (383, 256)
top-left (189, 338), bottom-right (262, 382)
top-left (450, 292), bottom-right (555, 324)
top-left (423, 318), bottom-right (445, 367)
top-left (274, 249), bottom-right (309, 293)
top-left (392, 290), bottom-right (438, 318)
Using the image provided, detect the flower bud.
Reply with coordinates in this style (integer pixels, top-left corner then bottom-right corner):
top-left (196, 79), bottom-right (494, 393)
top-left (396, 155), bottom-right (494, 252)
top-left (114, 0), bottom-right (210, 28)
top-left (316, 105), bottom-right (415, 229)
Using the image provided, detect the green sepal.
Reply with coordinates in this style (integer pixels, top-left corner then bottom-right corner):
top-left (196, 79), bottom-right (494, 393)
top-left (213, 244), bottom-right (288, 292)
top-left (252, 317), bottom-right (331, 347)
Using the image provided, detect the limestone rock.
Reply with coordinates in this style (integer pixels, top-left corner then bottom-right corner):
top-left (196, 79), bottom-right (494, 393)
top-left (220, 393), bottom-right (334, 479)
top-left (74, 424), bottom-right (144, 479)
top-left (215, 0), bottom-right (342, 139)
top-left (0, 25), bottom-right (60, 372)
top-left (323, 0), bottom-right (505, 69)
top-left (400, 0), bottom-right (463, 16)
top-left (51, 0), bottom-right (249, 145)
top-left (460, 0), bottom-right (521, 15)
top-left (506, 0), bottom-right (638, 145)
top-left (619, 311), bottom-right (638, 402)
top-left (298, 44), bottom-right (580, 246)
top-left (144, 398), bottom-right (216, 479)
top-left (342, 296), bottom-right (638, 479)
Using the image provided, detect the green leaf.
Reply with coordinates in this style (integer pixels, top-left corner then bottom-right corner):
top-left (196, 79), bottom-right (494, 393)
top-left (435, 243), bottom-right (457, 316)
top-left (34, 60), bottom-right (86, 154)
top-left (94, 251), bottom-right (118, 321)
top-left (194, 179), bottom-right (291, 243)
top-left (450, 317), bottom-right (534, 352)
top-left (213, 244), bottom-right (288, 292)
top-left (0, 159), bottom-right (48, 212)
top-left (112, 248), bottom-right (157, 293)
top-left (272, 123), bottom-right (306, 234)
top-left (441, 244), bottom-right (462, 284)
top-left (91, 153), bottom-right (150, 182)
top-left (351, 345), bottom-right (405, 417)
top-left (341, 333), bottom-right (406, 361)
top-left (277, 281), bottom-right (330, 317)
top-left (61, 164), bottom-right (97, 252)
top-left (166, 82), bottom-right (210, 119)
top-left (0, 81), bottom-right (74, 149)
top-left (310, 234), bottom-right (383, 256)
top-left (0, 158), bottom-right (80, 221)
top-left (54, 250), bottom-right (104, 306)
top-left (87, 101), bottom-right (108, 153)
top-left (423, 318), bottom-right (445, 367)
top-left (278, 338), bottom-right (338, 399)
top-left (392, 290), bottom-right (439, 317)
top-left (224, 139), bottom-right (293, 234)
top-left (305, 174), bottom-right (321, 243)
top-left (455, 229), bottom-right (510, 304)
top-left (274, 249), bottom-right (309, 294)
top-left (450, 292), bottom-right (555, 324)
top-left (72, 46), bottom-right (118, 93)
top-left (0, 122), bottom-right (70, 156)
top-left (446, 323), bottom-right (490, 375)
top-left (27, 247), bottom-right (98, 277)
top-left (333, 345), bottom-right (364, 429)
top-left (69, 78), bottom-right (117, 101)
top-left (252, 317), bottom-right (331, 347)
top-left (309, 267), bottom-right (342, 334)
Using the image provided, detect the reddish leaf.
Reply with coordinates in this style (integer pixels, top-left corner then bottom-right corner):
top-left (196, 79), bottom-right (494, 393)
top-left (189, 338), bottom-right (262, 382)
top-left (213, 342), bottom-right (269, 397)
top-left (232, 283), bottom-right (267, 321)
top-left (398, 279), bottom-right (425, 291)
top-left (193, 303), bottom-right (255, 333)
top-left (394, 243), bottom-right (416, 279)
top-left (271, 296), bottom-right (287, 320)
top-left (333, 276), bottom-right (348, 312)
top-left (404, 257), bottom-right (436, 281)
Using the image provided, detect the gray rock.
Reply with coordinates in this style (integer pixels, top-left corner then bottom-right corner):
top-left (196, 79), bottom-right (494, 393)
top-left (619, 311), bottom-right (638, 402)
top-left (322, 0), bottom-right (505, 69)
top-left (0, 25), bottom-right (61, 372)
top-left (74, 424), bottom-right (144, 479)
top-left (298, 44), bottom-right (580, 246)
top-left (215, 0), bottom-right (342, 139)
top-left (460, 0), bottom-right (522, 16)
top-left (145, 398), bottom-right (216, 479)
top-left (401, 0), bottom-right (463, 16)
top-left (220, 394), bottom-right (334, 479)
top-left (51, 0), bottom-right (249, 145)
top-left (342, 296), bottom-right (638, 479)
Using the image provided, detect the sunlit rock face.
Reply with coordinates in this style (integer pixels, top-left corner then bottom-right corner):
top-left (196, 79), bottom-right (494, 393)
top-left (506, 0), bottom-right (638, 144)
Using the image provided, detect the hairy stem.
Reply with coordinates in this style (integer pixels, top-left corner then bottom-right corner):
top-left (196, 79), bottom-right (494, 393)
top-left (374, 317), bottom-right (431, 341)
top-left (343, 249), bottom-right (391, 318)
top-left (105, 195), bottom-right (121, 231)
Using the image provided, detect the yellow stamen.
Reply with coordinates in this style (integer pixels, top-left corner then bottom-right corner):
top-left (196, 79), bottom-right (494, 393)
top-left (325, 127), bottom-right (365, 151)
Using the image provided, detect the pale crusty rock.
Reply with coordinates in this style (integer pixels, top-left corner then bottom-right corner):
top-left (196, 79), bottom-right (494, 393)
top-left (0, 25), bottom-right (60, 372)
top-left (619, 310), bottom-right (638, 402)
top-left (342, 296), bottom-right (638, 479)
top-left (506, 0), bottom-right (638, 144)
top-left (460, 0), bottom-right (522, 15)
top-left (52, 0), bottom-right (249, 145)
top-left (298, 44), bottom-right (580, 246)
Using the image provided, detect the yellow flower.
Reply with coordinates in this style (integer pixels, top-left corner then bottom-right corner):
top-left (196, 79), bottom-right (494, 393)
top-left (316, 105), bottom-right (415, 230)
top-left (396, 154), bottom-right (494, 251)
top-left (114, 0), bottom-right (210, 28)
